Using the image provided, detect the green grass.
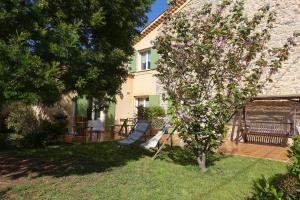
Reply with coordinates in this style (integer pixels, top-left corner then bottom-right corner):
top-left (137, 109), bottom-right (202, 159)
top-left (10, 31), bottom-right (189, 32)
top-left (0, 142), bottom-right (287, 200)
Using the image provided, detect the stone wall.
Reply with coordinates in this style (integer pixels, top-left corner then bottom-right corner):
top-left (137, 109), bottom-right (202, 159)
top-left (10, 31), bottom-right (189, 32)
top-left (184, 0), bottom-right (300, 96)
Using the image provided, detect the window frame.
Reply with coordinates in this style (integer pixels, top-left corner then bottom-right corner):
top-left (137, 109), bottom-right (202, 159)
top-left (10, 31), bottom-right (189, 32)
top-left (139, 49), bottom-right (151, 71)
top-left (135, 96), bottom-right (149, 108)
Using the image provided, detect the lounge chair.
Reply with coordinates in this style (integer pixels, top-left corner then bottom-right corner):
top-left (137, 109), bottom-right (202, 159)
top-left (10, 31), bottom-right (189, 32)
top-left (118, 120), bottom-right (150, 145)
top-left (140, 125), bottom-right (170, 149)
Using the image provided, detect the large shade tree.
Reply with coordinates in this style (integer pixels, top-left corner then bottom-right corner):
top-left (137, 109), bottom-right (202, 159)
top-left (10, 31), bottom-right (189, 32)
top-left (0, 0), bottom-right (153, 106)
top-left (155, 0), bottom-right (298, 171)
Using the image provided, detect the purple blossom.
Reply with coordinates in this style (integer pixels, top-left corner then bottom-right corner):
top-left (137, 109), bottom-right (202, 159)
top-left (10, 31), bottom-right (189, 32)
top-left (212, 37), bottom-right (227, 47)
top-left (187, 40), bottom-right (193, 46)
top-left (177, 110), bottom-right (191, 121)
top-left (244, 40), bottom-right (252, 48)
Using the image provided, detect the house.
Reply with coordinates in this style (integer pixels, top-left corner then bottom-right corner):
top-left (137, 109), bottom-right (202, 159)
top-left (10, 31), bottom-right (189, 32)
top-left (68, 0), bottom-right (191, 132)
top-left (66, 0), bottom-right (300, 145)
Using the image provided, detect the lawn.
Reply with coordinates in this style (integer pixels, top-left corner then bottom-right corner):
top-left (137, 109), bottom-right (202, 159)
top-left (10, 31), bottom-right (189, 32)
top-left (0, 142), bottom-right (287, 200)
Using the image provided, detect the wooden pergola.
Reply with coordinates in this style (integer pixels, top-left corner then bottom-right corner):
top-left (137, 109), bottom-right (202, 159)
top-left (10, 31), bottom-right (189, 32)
top-left (232, 94), bottom-right (300, 146)
top-left (253, 94), bottom-right (300, 102)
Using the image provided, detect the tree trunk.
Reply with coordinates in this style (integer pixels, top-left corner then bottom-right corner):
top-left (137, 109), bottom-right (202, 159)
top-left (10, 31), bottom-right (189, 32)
top-left (197, 152), bottom-right (207, 172)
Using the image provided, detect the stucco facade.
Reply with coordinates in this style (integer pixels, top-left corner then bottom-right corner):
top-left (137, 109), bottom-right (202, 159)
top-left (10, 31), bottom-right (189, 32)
top-left (114, 1), bottom-right (193, 124)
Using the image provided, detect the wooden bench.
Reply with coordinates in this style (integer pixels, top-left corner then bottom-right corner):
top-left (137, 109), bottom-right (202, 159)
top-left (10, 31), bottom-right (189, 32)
top-left (243, 121), bottom-right (291, 145)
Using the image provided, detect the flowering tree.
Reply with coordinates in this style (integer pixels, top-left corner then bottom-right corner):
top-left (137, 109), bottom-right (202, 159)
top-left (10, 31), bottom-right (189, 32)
top-left (154, 0), bottom-right (298, 171)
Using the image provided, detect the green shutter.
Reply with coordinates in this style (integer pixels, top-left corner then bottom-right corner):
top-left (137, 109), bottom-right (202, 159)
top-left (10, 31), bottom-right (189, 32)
top-left (150, 48), bottom-right (159, 69)
top-left (76, 96), bottom-right (89, 117)
top-left (71, 99), bottom-right (77, 118)
top-left (128, 51), bottom-right (137, 72)
top-left (149, 95), bottom-right (160, 106)
top-left (105, 102), bottom-right (116, 130)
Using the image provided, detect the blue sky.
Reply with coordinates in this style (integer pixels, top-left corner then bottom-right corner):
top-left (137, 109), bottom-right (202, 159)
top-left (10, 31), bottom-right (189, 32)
top-left (145, 0), bottom-right (169, 26)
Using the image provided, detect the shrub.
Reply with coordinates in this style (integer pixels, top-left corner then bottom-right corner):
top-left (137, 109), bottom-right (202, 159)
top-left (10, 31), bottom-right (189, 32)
top-left (137, 105), bottom-right (165, 120)
top-left (252, 176), bottom-right (284, 200)
top-left (288, 136), bottom-right (300, 178)
top-left (20, 119), bottom-right (68, 148)
top-left (48, 117), bottom-right (68, 141)
top-left (278, 174), bottom-right (299, 199)
top-left (286, 136), bottom-right (300, 199)
top-left (0, 132), bottom-right (9, 150)
top-left (20, 127), bottom-right (48, 148)
top-left (1, 104), bottom-right (15, 149)
top-left (5, 103), bottom-right (38, 136)
top-left (0, 115), bottom-right (9, 150)
top-left (251, 137), bottom-right (300, 199)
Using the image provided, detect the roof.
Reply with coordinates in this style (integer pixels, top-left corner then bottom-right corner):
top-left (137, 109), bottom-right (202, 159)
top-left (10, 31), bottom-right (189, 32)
top-left (137, 0), bottom-right (191, 43)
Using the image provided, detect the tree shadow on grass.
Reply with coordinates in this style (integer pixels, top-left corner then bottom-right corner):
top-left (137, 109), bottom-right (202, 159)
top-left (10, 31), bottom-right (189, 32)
top-left (200, 157), bottom-right (284, 199)
top-left (0, 141), bottom-right (153, 181)
top-left (156, 146), bottom-right (283, 199)
top-left (0, 187), bottom-right (10, 199)
top-left (156, 145), bottom-right (230, 168)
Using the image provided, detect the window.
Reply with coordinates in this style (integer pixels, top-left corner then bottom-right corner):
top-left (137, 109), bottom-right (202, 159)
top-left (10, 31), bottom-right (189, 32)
top-left (136, 97), bottom-right (149, 107)
top-left (140, 50), bottom-right (151, 70)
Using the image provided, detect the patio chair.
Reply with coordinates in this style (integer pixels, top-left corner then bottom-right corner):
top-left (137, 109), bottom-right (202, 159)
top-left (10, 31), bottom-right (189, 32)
top-left (118, 120), bottom-right (150, 145)
top-left (140, 125), bottom-right (170, 149)
top-left (87, 120), bottom-right (103, 142)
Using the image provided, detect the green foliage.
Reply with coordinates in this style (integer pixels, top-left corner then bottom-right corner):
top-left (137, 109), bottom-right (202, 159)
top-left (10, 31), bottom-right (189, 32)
top-left (20, 126), bottom-right (49, 148)
top-left (251, 137), bottom-right (300, 199)
top-left (0, 132), bottom-right (9, 150)
top-left (154, 0), bottom-right (298, 171)
top-left (4, 103), bottom-right (67, 148)
top-left (252, 176), bottom-right (284, 200)
top-left (137, 105), bottom-right (165, 120)
top-left (278, 174), bottom-right (299, 199)
top-left (288, 136), bottom-right (300, 178)
top-left (5, 103), bottom-right (38, 136)
top-left (286, 136), bottom-right (300, 199)
top-left (0, 112), bottom-right (9, 149)
top-left (252, 174), bottom-right (300, 200)
top-left (21, 119), bottom-right (68, 148)
top-left (0, 0), bottom-right (153, 106)
top-left (0, 103), bottom-right (11, 149)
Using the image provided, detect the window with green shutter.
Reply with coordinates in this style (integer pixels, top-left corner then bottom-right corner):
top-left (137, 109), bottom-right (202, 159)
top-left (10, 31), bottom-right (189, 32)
top-left (149, 95), bottom-right (160, 107)
top-left (150, 48), bottom-right (159, 69)
top-left (139, 49), bottom-right (151, 70)
top-left (71, 96), bottom-right (93, 119)
top-left (128, 51), bottom-right (137, 72)
top-left (104, 103), bottom-right (116, 130)
top-left (73, 96), bottom-right (89, 118)
top-left (129, 48), bottom-right (160, 72)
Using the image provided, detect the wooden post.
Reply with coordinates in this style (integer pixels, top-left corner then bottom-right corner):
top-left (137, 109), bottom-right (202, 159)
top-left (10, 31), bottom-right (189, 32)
top-left (152, 134), bottom-right (171, 160)
top-left (242, 105), bottom-right (247, 142)
top-left (90, 128), bottom-right (92, 143)
top-left (235, 109), bottom-right (242, 144)
top-left (110, 125), bottom-right (115, 139)
top-left (230, 112), bottom-right (238, 141)
top-left (124, 118), bottom-right (128, 136)
top-left (152, 127), bottom-right (178, 160)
